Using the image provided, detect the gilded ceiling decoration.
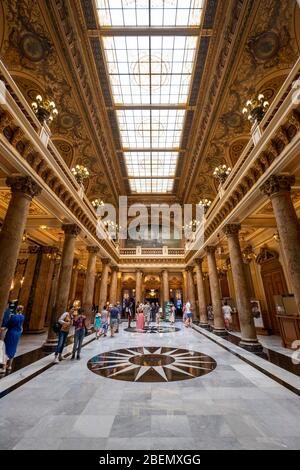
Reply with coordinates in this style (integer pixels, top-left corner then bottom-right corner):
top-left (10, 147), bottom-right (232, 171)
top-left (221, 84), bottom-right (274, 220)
top-left (0, 190), bottom-right (47, 216)
top-left (184, 0), bottom-right (300, 203)
top-left (0, 0), bottom-right (115, 204)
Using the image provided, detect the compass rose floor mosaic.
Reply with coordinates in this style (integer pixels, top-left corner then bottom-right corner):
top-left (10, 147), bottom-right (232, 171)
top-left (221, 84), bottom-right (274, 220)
top-left (124, 325), bottom-right (180, 334)
top-left (87, 346), bottom-right (217, 382)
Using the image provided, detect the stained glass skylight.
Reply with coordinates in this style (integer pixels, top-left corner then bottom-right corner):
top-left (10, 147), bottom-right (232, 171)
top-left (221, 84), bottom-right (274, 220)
top-left (96, 0), bottom-right (204, 27)
top-left (130, 178), bottom-right (174, 193)
top-left (95, 0), bottom-right (202, 193)
top-left (103, 36), bottom-right (198, 105)
top-left (125, 152), bottom-right (178, 177)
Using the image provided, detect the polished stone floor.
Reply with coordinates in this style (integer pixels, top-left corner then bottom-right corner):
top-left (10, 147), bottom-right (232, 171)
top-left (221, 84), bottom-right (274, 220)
top-left (1, 322), bottom-right (300, 450)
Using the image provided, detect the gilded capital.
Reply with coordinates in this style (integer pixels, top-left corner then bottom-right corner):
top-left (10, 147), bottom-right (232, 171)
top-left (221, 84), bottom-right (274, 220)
top-left (6, 175), bottom-right (41, 199)
top-left (28, 245), bottom-right (40, 254)
top-left (87, 245), bottom-right (100, 254)
top-left (195, 258), bottom-right (204, 267)
top-left (62, 224), bottom-right (81, 237)
top-left (101, 258), bottom-right (110, 265)
top-left (185, 266), bottom-right (194, 272)
top-left (111, 265), bottom-right (119, 272)
top-left (260, 175), bottom-right (295, 198)
top-left (223, 223), bottom-right (241, 236)
top-left (41, 246), bottom-right (59, 255)
top-left (205, 245), bottom-right (217, 254)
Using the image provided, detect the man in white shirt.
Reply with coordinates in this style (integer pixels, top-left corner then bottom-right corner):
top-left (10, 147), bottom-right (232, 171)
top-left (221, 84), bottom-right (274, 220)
top-left (222, 302), bottom-right (233, 330)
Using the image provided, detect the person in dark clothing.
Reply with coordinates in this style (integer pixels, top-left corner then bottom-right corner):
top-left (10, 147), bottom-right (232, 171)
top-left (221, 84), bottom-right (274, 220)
top-left (71, 308), bottom-right (86, 360)
top-left (110, 304), bottom-right (119, 337)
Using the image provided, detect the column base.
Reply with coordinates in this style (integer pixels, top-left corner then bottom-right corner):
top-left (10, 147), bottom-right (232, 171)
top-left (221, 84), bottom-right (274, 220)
top-left (213, 327), bottom-right (228, 337)
top-left (239, 339), bottom-right (263, 353)
top-left (199, 322), bottom-right (210, 329)
top-left (23, 328), bottom-right (47, 335)
top-left (42, 338), bottom-right (58, 352)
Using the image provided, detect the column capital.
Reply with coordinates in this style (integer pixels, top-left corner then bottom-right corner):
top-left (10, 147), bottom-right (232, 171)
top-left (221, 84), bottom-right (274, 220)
top-left (41, 246), bottom-right (59, 255)
top-left (136, 269), bottom-right (143, 275)
top-left (185, 265), bottom-right (194, 272)
top-left (223, 223), bottom-right (241, 236)
top-left (6, 175), bottom-right (41, 199)
top-left (101, 258), bottom-right (110, 265)
top-left (205, 245), bottom-right (217, 254)
top-left (111, 265), bottom-right (119, 272)
top-left (62, 224), bottom-right (81, 237)
top-left (87, 245), bottom-right (100, 254)
top-left (195, 257), bottom-right (204, 267)
top-left (28, 245), bottom-right (40, 254)
top-left (260, 175), bottom-right (295, 198)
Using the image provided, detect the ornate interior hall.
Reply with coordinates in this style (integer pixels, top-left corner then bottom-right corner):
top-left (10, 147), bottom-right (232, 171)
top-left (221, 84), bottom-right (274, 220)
top-left (0, 0), bottom-right (300, 452)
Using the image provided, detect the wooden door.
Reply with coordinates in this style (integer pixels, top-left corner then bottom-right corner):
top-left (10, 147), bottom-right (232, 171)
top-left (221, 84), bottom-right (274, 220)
top-left (261, 260), bottom-right (288, 334)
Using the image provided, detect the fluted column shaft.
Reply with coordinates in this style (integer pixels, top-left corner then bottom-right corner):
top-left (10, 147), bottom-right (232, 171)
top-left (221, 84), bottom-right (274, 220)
top-left (206, 246), bottom-right (226, 335)
top-left (261, 175), bottom-right (300, 315)
top-left (54, 224), bottom-right (81, 317)
top-left (186, 267), bottom-right (196, 314)
top-left (99, 260), bottom-right (110, 308)
top-left (135, 269), bottom-right (143, 303)
top-left (195, 259), bottom-right (208, 326)
top-left (109, 267), bottom-right (119, 305)
top-left (82, 246), bottom-right (99, 323)
top-left (0, 175), bottom-right (41, 323)
top-left (224, 224), bottom-right (261, 351)
top-left (162, 269), bottom-right (169, 306)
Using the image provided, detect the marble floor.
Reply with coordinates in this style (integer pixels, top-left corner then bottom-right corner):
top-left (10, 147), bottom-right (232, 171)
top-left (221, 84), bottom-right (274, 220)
top-left (1, 322), bottom-right (300, 450)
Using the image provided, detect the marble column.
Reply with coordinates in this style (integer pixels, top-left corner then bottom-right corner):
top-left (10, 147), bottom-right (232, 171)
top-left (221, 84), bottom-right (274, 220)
top-left (162, 269), bottom-right (169, 306)
top-left (261, 175), bottom-right (300, 316)
top-left (186, 266), bottom-right (196, 314)
top-left (195, 258), bottom-right (208, 327)
top-left (205, 246), bottom-right (226, 335)
top-left (26, 246), bottom-right (57, 333)
top-left (9, 258), bottom-right (27, 301)
top-left (82, 246), bottom-right (99, 324)
top-left (109, 266), bottom-right (119, 305)
top-left (224, 224), bottom-right (262, 351)
top-left (54, 224), bottom-right (81, 317)
top-left (117, 271), bottom-right (122, 303)
top-left (98, 259), bottom-right (110, 308)
top-left (18, 246), bottom-right (40, 313)
top-left (135, 269), bottom-right (143, 303)
top-left (0, 176), bottom-right (41, 323)
top-left (68, 258), bottom-right (79, 305)
top-left (44, 254), bottom-right (61, 327)
top-left (93, 273), bottom-right (101, 308)
top-left (182, 270), bottom-right (187, 303)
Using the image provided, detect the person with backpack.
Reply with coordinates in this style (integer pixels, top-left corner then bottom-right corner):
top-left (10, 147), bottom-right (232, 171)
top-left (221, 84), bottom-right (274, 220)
top-left (71, 308), bottom-right (86, 360)
top-left (54, 307), bottom-right (73, 363)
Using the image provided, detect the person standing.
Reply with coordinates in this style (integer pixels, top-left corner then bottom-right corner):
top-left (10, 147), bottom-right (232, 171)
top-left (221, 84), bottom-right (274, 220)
top-left (150, 302), bottom-right (156, 323)
top-left (100, 305), bottom-right (109, 337)
top-left (185, 300), bottom-right (192, 327)
top-left (156, 305), bottom-right (162, 326)
top-left (116, 301), bottom-right (122, 333)
top-left (136, 304), bottom-right (145, 331)
top-left (170, 304), bottom-right (176, 324)
top-left (3, 305), bottom-right (25, 372)
top-left (94, 311), bottom-right (101, 339)
top-left (54, 308), bottom-right (73, 363)
top-left (71, 308), bottom-right (86, 360)
top-left (143, 302), bottom-right (151, 327)
top-left (222, 301), bottom-right (233, 331)
top-left (127, 298), bottom-right (134, 328)
top-left (0, 302), bottom-right (11, 371)
top-left (109, 304), bottom-right (119, 337)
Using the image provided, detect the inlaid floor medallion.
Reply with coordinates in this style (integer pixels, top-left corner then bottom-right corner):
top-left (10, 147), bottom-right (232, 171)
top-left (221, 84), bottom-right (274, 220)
top-left (87, 347), bottom-right (217, 382)
top-left (124, 325), bottom-right (180, 334)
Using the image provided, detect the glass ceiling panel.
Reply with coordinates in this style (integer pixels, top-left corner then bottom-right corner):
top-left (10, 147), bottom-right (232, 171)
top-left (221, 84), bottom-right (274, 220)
top-left (117, 109), bottom-right (185, 148)
top-left (102, 36), bottom-right (197, 105)
top-left (96, 0), bottom-right (204, 27)
top-left (125, 152), bottom-right (178, 177)
top-left (130, 178), bottom-right (174, 193)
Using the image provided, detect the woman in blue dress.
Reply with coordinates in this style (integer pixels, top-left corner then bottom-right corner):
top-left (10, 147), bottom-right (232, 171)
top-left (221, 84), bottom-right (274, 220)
top-left (3, 305), bottom-right (25, 371)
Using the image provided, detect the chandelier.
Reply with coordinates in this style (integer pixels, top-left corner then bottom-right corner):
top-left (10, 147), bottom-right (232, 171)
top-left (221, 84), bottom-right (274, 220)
top-left (198, 198), bottom-right (212, 213)
top-left (92, 199), bottom-right (104, 210)
top-left (31, 95), bottom-right (58, 125)
top-left (213, 165), bottom-right (231, 184)
top-left (242, 93), bottom-right (269, 124)
top-left (71, 164), bottom-right (89, 184)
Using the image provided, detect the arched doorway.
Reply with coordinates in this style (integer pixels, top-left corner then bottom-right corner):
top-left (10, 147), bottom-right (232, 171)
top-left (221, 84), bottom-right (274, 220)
top-left (256, 247), bottom-right (288, 334)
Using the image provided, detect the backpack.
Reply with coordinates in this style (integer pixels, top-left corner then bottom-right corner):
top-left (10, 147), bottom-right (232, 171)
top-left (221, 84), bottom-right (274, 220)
top-left (52, 321), bottom-right (62, 334)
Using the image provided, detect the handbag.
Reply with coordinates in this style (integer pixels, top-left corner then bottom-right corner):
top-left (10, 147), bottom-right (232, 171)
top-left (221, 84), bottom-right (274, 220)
top-left (52, 321), bottom-right (62, 334)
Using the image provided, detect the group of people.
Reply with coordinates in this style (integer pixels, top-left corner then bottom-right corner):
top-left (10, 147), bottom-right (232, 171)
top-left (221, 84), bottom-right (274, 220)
top-left (94, 302), bottom-right (122, 339)
top-left (135, 301), bottom-right (163, 331)
top-left (54, 307), bottom-right (87, 362)
top-left (0, 302), bottom-right (25, 373)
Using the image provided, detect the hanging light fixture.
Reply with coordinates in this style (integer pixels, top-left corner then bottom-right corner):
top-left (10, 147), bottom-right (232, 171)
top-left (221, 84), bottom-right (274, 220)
top-left (31, 95), bottom-right (58, 125)
top-left (242, 93), bottom-right (269, 124)
top-left (198, 198), bottom-right (212, 213)
top-left (71, 164), bottom-right (89, 184)
top-left (213, 165), bottom-right (231, 185)
top-left (91, 199), bottom-right (104, 210)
